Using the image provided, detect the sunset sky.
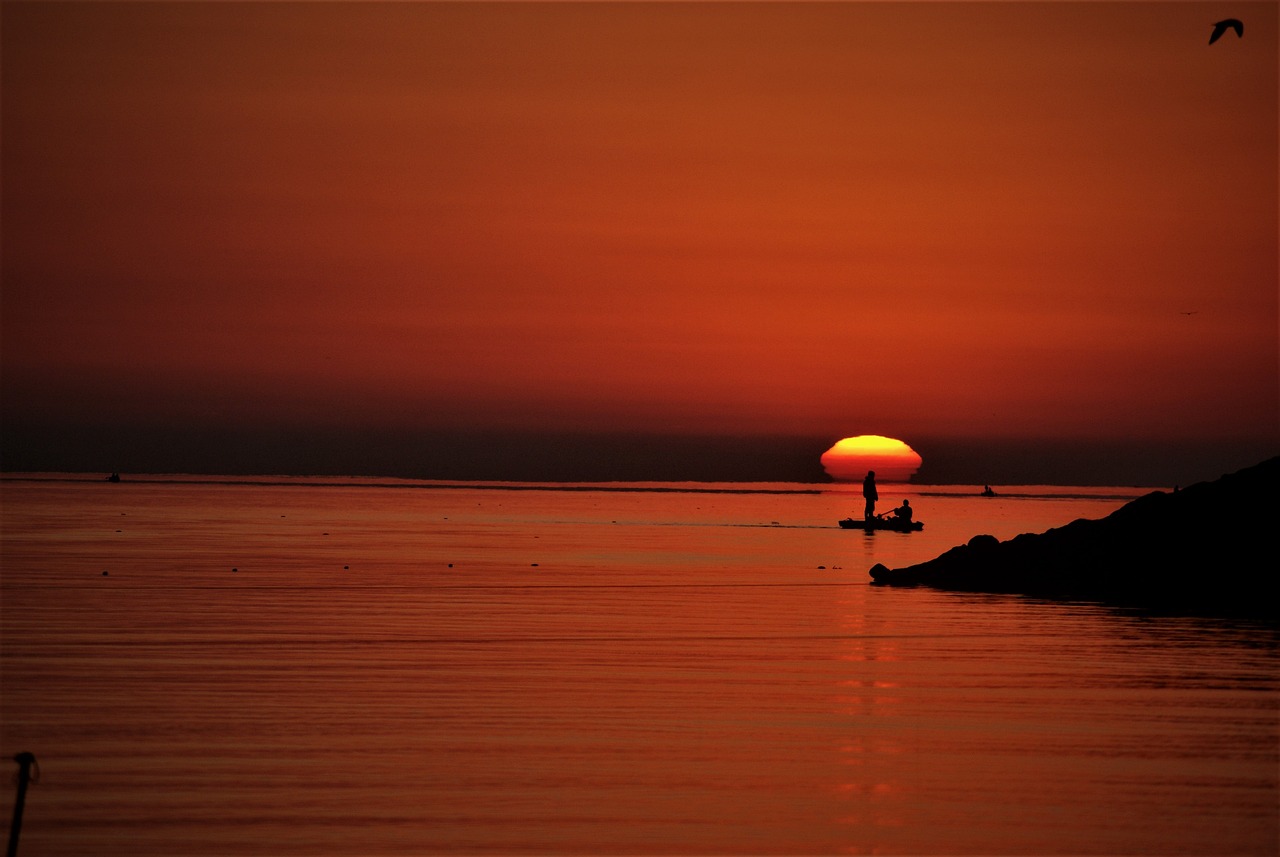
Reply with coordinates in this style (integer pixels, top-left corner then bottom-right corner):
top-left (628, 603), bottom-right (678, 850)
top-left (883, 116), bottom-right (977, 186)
top-left (2, 2), bottom-right (1276, 483)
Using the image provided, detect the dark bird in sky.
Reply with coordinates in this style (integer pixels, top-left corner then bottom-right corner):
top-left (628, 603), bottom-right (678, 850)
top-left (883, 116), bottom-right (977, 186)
top-left (1209, 18), bottom-right (1243, 44)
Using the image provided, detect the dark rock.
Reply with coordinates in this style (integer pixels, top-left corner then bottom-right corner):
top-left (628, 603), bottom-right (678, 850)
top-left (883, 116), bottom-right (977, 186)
top-left (869, 456), bottom-right (1279, 618)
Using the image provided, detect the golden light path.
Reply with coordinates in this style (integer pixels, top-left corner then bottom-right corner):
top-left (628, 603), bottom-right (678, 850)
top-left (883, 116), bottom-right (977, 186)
top-left (820, 435), bottom-right (923, 482)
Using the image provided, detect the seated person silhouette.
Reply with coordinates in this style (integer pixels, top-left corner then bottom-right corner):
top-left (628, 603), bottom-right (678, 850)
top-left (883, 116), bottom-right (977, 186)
top-left (889, 500), bottom-right (913, 523)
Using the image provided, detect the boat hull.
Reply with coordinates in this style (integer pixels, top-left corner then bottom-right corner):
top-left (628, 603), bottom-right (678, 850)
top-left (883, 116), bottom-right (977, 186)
top-left (839, 517), bottom-right (923, 532)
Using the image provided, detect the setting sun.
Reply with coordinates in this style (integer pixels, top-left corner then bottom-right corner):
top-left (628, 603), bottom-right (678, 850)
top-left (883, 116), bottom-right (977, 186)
top-left (821, 436), bottom-right (923, 482)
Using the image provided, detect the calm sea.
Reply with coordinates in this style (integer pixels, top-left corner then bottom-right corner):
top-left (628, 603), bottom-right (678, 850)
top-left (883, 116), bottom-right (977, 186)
top-left (2, 476), bottom-right (1276, 856)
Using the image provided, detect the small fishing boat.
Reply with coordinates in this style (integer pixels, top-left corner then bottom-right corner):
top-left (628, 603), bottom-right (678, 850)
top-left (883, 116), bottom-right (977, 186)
top-left (838, 516), bottom-right (923, 532)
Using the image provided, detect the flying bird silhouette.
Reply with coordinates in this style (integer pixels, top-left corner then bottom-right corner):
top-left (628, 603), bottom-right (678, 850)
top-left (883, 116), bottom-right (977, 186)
top-left (1209, 18), bottom-right (1243, 44)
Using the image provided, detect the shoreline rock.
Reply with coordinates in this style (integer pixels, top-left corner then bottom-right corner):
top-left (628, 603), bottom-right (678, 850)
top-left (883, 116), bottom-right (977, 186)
top-left (869, 456), bottom-right (1279, 619)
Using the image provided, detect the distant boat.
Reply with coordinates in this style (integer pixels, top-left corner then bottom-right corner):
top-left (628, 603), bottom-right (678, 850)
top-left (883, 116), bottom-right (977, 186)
top-left (839, 516), bottom-right (923, 532)
top-left (981, 485), bottom-right (997, 497)
top-left (106, 472), bottom-right (121, 483)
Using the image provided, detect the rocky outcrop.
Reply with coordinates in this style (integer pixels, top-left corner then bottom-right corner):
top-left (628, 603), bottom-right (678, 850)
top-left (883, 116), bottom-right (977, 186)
top-left (869, 456), bottom-right (1278, 618)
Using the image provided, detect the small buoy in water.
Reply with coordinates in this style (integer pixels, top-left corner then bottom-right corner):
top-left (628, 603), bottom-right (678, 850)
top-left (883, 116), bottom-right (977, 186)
top-left (448, 563), bottom-right (453, 568)
top-left (102, 570), bottom-right (109, 576)
top-left (817, 565), bottom-right (826, 569)
top-left (343, 565), bottom-right (349, 570)
top-left (531, 563), bottom-right (539, 567)
top-left (232, 567), bottom-right (238, 572)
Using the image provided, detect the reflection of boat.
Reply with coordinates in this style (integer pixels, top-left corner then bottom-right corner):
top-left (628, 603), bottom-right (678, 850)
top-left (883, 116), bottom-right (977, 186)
top-left (838, 517), bottom-right (924, 532)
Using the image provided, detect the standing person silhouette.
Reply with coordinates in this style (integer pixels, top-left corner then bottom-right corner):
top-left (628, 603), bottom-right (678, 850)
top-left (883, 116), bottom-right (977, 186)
top-left (863, 470), bottom-right (878, 520)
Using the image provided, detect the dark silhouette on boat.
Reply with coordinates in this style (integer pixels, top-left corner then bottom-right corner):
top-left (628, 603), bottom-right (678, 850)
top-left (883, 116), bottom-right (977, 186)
top-left (862, 470), bottom-right (878, 520)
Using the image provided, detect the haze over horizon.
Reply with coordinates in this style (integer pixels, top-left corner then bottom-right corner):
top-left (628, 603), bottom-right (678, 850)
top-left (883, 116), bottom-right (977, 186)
top-left (3, 2), bottom-right (1276, 487)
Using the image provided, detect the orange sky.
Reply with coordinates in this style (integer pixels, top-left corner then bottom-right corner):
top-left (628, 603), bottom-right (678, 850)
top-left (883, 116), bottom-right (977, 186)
top-left (2, 2), bottom-right (1277, 469)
